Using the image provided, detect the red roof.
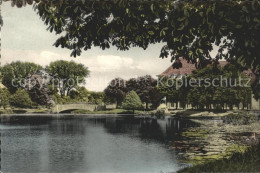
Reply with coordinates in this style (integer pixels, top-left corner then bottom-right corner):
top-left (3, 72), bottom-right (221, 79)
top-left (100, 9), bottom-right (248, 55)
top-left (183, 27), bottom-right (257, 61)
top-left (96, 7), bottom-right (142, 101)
top-left (158, 58), bottom-right (228, 77)
top-left (158, 58), bottom-right (257, 81)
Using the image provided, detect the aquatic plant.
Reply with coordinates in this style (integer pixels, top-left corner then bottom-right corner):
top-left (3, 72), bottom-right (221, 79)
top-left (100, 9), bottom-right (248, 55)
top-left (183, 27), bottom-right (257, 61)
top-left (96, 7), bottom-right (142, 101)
top-left (222, 112), bottom-right (257, 125)
top-left (179, 143), bottom-right (260, 172)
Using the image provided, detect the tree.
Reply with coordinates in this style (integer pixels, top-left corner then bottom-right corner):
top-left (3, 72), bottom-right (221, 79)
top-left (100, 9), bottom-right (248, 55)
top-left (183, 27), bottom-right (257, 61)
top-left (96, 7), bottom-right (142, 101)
top-left (37, 1), bottom-right (260, 71)
top-left (1, 61), bottom-right (42, 93)
top-left (9, 88), bottom-right (34, 108)
top-left (0, 88), bottom-right (10, 109)
top-left (212, 88), bottom-right (225, 110)
top-left (88, 91), bottom-right (104, 104)
top-left (69, 86), bottom-right (89, 102)
top-left (158, 63), bottom-right (252, 110)
top-left (46, 60), bottom-right (89, 97)
top-left (187, 64), bottom-right (252, 110)
top-left (24, 70), bottom-right (52, 106)
top-left (122, 90), bottom-right (143, 113)
top-left (104, 78), bottom-right (127, 107)
top-left (187, 88), bottom-right (200, 109)
top-left (126, 75), bottom-right (160, 110)
top-left (158, 76), bottom-right (184, 109)
top-left (5, 1), bottom-right (259, 70)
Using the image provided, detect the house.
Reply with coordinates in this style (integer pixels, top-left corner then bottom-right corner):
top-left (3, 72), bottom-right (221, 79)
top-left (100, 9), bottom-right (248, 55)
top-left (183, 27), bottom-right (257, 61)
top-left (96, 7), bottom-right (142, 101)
top-left (158, 58), bottom-right (260, 110)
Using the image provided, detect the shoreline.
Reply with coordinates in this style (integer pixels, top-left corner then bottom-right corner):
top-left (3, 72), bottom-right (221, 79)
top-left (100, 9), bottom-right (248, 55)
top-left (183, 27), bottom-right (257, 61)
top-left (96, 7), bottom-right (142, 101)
top-left (0, 113), bottom-right (133, 118)
top-left (0, 109), bottom-right (256, 119)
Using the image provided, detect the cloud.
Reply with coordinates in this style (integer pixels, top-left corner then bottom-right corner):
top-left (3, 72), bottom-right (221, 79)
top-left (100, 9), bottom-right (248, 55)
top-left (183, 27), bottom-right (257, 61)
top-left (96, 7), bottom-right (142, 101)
top-left (1, 49), bottom-right (70, 66)
top-left (98, 55), bottom-right (132, 69)
top-left (40, 51), bottom-right (60, 60)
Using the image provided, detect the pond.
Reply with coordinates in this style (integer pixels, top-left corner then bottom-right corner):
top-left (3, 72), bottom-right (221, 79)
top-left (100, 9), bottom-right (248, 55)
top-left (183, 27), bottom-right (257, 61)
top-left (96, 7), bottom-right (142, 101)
top-left (0, 115), bottom-right (198, 173)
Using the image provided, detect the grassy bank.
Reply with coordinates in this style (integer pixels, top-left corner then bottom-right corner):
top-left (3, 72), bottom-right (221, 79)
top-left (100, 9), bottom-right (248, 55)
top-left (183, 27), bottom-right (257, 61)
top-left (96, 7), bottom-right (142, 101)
top-left (0, 107), bottom-right (155, 115)
top-left (178, 143), bottom-right (260, 172)
top-left (71, 109), bottom-right (150, 115)
top-left (0, 108), bottom-right (49, 114)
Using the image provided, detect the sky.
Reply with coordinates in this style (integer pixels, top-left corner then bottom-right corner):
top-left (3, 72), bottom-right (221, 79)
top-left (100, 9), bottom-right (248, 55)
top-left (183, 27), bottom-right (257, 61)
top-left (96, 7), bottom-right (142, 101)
top-left (0, 1), bottom-right (174, 91)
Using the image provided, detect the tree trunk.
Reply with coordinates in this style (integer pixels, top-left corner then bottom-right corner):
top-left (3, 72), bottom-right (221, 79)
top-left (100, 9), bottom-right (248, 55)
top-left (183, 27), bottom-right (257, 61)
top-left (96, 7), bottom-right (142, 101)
top-left (116, 100), bottom-right (119, 108)
top-left (146, 102), bottom-right (148, 110)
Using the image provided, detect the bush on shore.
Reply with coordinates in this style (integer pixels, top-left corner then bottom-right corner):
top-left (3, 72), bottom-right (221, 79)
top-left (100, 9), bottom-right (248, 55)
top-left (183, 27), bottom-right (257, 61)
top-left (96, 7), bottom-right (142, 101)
top-left (178, 143), bottom-right (260, 172)
top-left (222, 112), bottom-right (257, 125)
top-left (9, 89), bottom-right (35, 108)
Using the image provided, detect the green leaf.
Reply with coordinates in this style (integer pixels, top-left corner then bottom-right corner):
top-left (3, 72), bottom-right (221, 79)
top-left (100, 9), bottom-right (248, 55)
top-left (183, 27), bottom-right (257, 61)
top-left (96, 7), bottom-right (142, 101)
top-left (246, 16), bottom-right (250, 23)
top-left (184, 9), bottom-right (189, 17)
top-left (218, 11), bottom-right (224, 17)
top-left (54, 18), bottom-right (58, 24)
top-left (161, 27), bottom-right (168, 31)
top-left (198, 40), bottom-right (202, 46)
top-left (177, 24), bottom-right (185, 31)
top-left (178, 17), bottom-right (186, 21)
top-left (212, 3), bottom-right (216, 14)
top-left (185, 19), bottom-right (188, 26)
top-left (160, 30), bottom-right (166, 36)
top-left (235, 25), bottom-right (243, 29)
top-left (245, 41), bottom-right (249, 47)
top-left (151, 4), bottom-right (154, 12)
top-left (242, 6), bottom-right (248, 13)
top-left (74, 6), bottom-right (79, 13)
top-left (253, 17), bottom-right (260, 23)
top-left (148, 31), bottom-right (154, 35)
top-left (218, 29), bottom-right (222, 35)
top-left (126, 23), bottom-right (131, 31)
top-left (206, 8), bottom-right (211, 16)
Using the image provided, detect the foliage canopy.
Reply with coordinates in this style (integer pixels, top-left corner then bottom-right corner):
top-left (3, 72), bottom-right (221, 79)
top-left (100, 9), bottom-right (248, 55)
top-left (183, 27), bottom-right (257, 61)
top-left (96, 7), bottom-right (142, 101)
top-left (3, 1), bottom-right (260, 72)
top-left (0, 61), bottom-right (42, 93)
top-left (46, 60), bottom-right (89, 96)
top-left (0, 88), bottom-right (10, 109)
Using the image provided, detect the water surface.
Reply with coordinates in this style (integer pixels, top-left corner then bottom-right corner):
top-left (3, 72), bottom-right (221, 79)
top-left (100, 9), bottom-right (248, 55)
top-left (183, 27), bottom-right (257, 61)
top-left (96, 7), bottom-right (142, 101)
top-left (0, 116), bottom-right (195, 173)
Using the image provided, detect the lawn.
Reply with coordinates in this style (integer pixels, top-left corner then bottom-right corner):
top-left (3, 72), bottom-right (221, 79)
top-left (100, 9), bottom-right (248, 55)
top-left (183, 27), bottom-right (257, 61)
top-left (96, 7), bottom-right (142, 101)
top-left (71, 109), bottom-right (149, 114)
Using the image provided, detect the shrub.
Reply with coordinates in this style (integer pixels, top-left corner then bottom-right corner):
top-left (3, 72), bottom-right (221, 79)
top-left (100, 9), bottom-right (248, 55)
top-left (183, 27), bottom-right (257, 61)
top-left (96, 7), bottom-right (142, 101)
top-left (154, 110), bottom-right (165, 118)
top-left (122, 90), bottom-right (143, 113)
top-left (0, 88), bottom-right (10, 109)
top-left (9, 89), bottom-right (34, 108)
top-left (222, 112), bottom-right (257, 125)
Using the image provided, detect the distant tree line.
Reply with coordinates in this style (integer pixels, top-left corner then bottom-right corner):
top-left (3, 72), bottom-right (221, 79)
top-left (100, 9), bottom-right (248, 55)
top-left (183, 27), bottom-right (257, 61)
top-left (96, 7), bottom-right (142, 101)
top-left (104, 75), bottom-right (162, 110)
top-left (104, 64), bottom-right (253, 111)
top-left (0, 60), bottom-right (253, 111)
top-left (158, 64), bottom-right (252, 110)
top-left (0, 60), bottom-right (106, 109)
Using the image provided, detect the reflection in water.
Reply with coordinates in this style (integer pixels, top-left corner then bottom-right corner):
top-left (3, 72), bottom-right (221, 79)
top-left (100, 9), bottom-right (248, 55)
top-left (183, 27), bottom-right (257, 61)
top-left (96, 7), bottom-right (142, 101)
top-left (0, 116), bottom-right (196, 173)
